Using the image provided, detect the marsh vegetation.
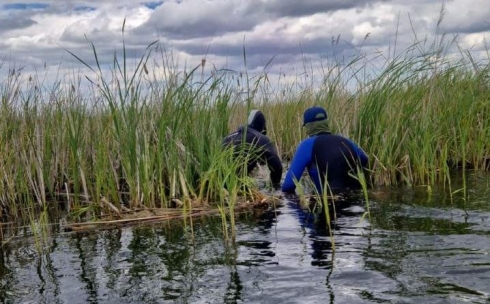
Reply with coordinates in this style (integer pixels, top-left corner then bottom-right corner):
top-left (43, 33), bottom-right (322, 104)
top-left (0, 26), bottom-right (489, 242)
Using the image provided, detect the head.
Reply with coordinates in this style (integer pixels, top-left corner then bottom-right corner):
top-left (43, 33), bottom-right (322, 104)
top-left (303, 106), bottom-right (330, 136)
top-left (303, 106), bottom-right (328, 126)
top-left (248, 109), bottom-right (267, 135)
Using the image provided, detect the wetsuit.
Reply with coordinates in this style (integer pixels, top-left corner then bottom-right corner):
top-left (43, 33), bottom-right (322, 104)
top-left (282, 132), bottom-right (368, 194)
top-left (222, 110), bottom-right (283, 188)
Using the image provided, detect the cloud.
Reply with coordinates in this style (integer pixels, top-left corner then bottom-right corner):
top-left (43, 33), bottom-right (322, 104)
top-left (136, 0), bottom-right (388, 40)
top-left (257, 0), bottom-right (386, 17)
top-left (0, 0), bottom-right (488, 87)
top-left (440, 0), bottom-right (490, 34)
top-left (0, 15), bottom-right (37, 32)
top-left (135, 1), bottom-right (261, 39)
top-left (161, 4), bottom-right (397, 61)
top-left (59, 12), bottom-right (122, 44)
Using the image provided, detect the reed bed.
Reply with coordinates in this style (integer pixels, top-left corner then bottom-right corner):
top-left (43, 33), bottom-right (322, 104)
top-left (263, 50), bottom-right (490, 189)
top-left (0, 30), bottom-right (489, 236)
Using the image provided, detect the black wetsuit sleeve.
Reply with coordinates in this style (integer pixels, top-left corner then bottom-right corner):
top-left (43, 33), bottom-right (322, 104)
top-left (256, 135), bottom-right (283, 188)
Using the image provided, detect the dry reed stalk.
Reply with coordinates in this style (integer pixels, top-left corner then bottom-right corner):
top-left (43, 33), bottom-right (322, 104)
top-left (100, 196), bottom-right (122, 218)
top-left (63, 195), bottom-right (279, 232)
top-left (165, 126), bottom-right (199, 166)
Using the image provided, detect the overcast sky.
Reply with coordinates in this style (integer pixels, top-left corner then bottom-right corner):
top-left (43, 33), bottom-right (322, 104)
top-left (1, 0), bottom-right (489, 89)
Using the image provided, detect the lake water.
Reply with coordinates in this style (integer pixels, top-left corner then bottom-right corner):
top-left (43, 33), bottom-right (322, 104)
top-left (1, 172), bottom-right (490, 303)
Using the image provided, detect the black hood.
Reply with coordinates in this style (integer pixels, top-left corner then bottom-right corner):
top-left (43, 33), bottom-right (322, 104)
top-left (248, 110), bottom-right (267, 135)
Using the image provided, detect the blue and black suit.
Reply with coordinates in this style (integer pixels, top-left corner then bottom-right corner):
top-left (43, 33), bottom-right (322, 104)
top-left (282, 132), bottom-right (368, 194)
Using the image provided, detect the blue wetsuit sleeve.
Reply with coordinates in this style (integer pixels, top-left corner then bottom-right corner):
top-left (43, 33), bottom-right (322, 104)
top-left (282, 138), bottom-right (314, 193)
top-left (347, 138), bottom-right (368, 167)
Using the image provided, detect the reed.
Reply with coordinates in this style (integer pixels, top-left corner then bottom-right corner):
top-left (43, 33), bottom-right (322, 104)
top-left (0, 20), bottom-right (489, 237)
top-left (269, 47), bottom-right (490, 190)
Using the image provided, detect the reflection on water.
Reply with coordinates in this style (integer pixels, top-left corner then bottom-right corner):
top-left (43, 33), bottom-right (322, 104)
top-left (1, 172), bottom-right (490, 303)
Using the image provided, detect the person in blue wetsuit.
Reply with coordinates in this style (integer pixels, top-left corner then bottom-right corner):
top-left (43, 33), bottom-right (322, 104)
top-left (282, 106), bottom-right (368, 195)
top-left (222, 110), bottom-right (283, 189)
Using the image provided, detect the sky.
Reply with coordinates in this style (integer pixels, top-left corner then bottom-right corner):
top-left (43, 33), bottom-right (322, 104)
top-left (0, 0), bottom-right (489, 89)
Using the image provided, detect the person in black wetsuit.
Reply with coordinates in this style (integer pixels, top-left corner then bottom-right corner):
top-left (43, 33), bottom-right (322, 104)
top-left (222, 110), bottom-right (283, 189)
top-left (282, 106), bottom-right (368, 195)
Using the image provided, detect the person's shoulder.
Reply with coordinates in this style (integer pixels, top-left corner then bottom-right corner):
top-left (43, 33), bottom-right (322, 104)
top-left (257, 134), bottom-right (274, 146)
top-left (320, 133), bottom-right (349, 141)
top-left (332, 134), bottom-right (362, 148)
top-left (333, 133), bottom-right (355, 142)
top-left (248, 128), bottom-right (271, 140)
top-left (223, 128), bottom-right (241, 139)
top-left (223, 127), bottom-right (244, 142)
top-left (302, 136), bottom-right (318, 142)
top-left (297, 136), bottom-right (316, 147)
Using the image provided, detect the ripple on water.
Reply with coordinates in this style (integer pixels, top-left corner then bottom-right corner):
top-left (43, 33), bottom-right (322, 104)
top-left (2, 179), bottom-right (490, 303)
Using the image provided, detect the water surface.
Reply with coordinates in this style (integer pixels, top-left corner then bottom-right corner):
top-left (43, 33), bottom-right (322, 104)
top-left (1, 173), bottom-right (490, 303)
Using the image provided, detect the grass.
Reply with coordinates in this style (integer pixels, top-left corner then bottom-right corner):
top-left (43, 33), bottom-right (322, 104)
top-left (0, 20), bottom-right (489, 242)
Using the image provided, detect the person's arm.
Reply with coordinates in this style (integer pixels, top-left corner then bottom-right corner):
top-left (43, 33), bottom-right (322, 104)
top-left (256, 135), bottom-right (283, 189)
top-left (282, 138), bottom-right (314, 194)
top-left (346, 138), bottom-right (368, 167)
top-left (222, 129), bottom-right (240, 147)
top-left (265, 149), bottom-right (283, 189)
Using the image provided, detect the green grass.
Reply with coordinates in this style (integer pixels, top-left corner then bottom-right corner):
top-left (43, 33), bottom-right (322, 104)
top-left (0, 22), bottom-right (489, 237)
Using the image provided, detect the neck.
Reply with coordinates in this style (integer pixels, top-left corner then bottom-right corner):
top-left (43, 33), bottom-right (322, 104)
top-left (305, 120), bottom-right (330, 136)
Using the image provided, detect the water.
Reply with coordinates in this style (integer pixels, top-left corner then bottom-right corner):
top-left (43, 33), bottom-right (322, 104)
top-left (1, 173), bottom-right (490, 303)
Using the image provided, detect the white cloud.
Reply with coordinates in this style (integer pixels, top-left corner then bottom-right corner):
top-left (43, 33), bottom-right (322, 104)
top-left (441, 0), bottom-right (490, 34)
top-left (0, 0), bottom-right (488, 88)
top-left (460, 33), bottom-right (489, 51)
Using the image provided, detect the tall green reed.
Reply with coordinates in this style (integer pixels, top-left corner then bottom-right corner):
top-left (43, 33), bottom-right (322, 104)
top-left (199, 146), bottom-right (257, 241)
top-left (0, 16), bottom-right (489, 236)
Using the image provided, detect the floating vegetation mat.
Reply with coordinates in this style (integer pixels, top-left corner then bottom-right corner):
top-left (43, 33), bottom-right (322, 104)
top-left (62, 190), bottom-right (281, 233)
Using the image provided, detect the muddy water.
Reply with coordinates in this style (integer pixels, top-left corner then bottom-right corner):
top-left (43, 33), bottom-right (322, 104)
top-left (1, 172), bottom-right (490, 303)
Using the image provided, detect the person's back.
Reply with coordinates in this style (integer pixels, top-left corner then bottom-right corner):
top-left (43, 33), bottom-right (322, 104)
top-left (310, 132), bottom-right (366, 190)
top-left (282, 106), bottom-right (368, 194)
top-left (222, 110), bottom-right (283, 189)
